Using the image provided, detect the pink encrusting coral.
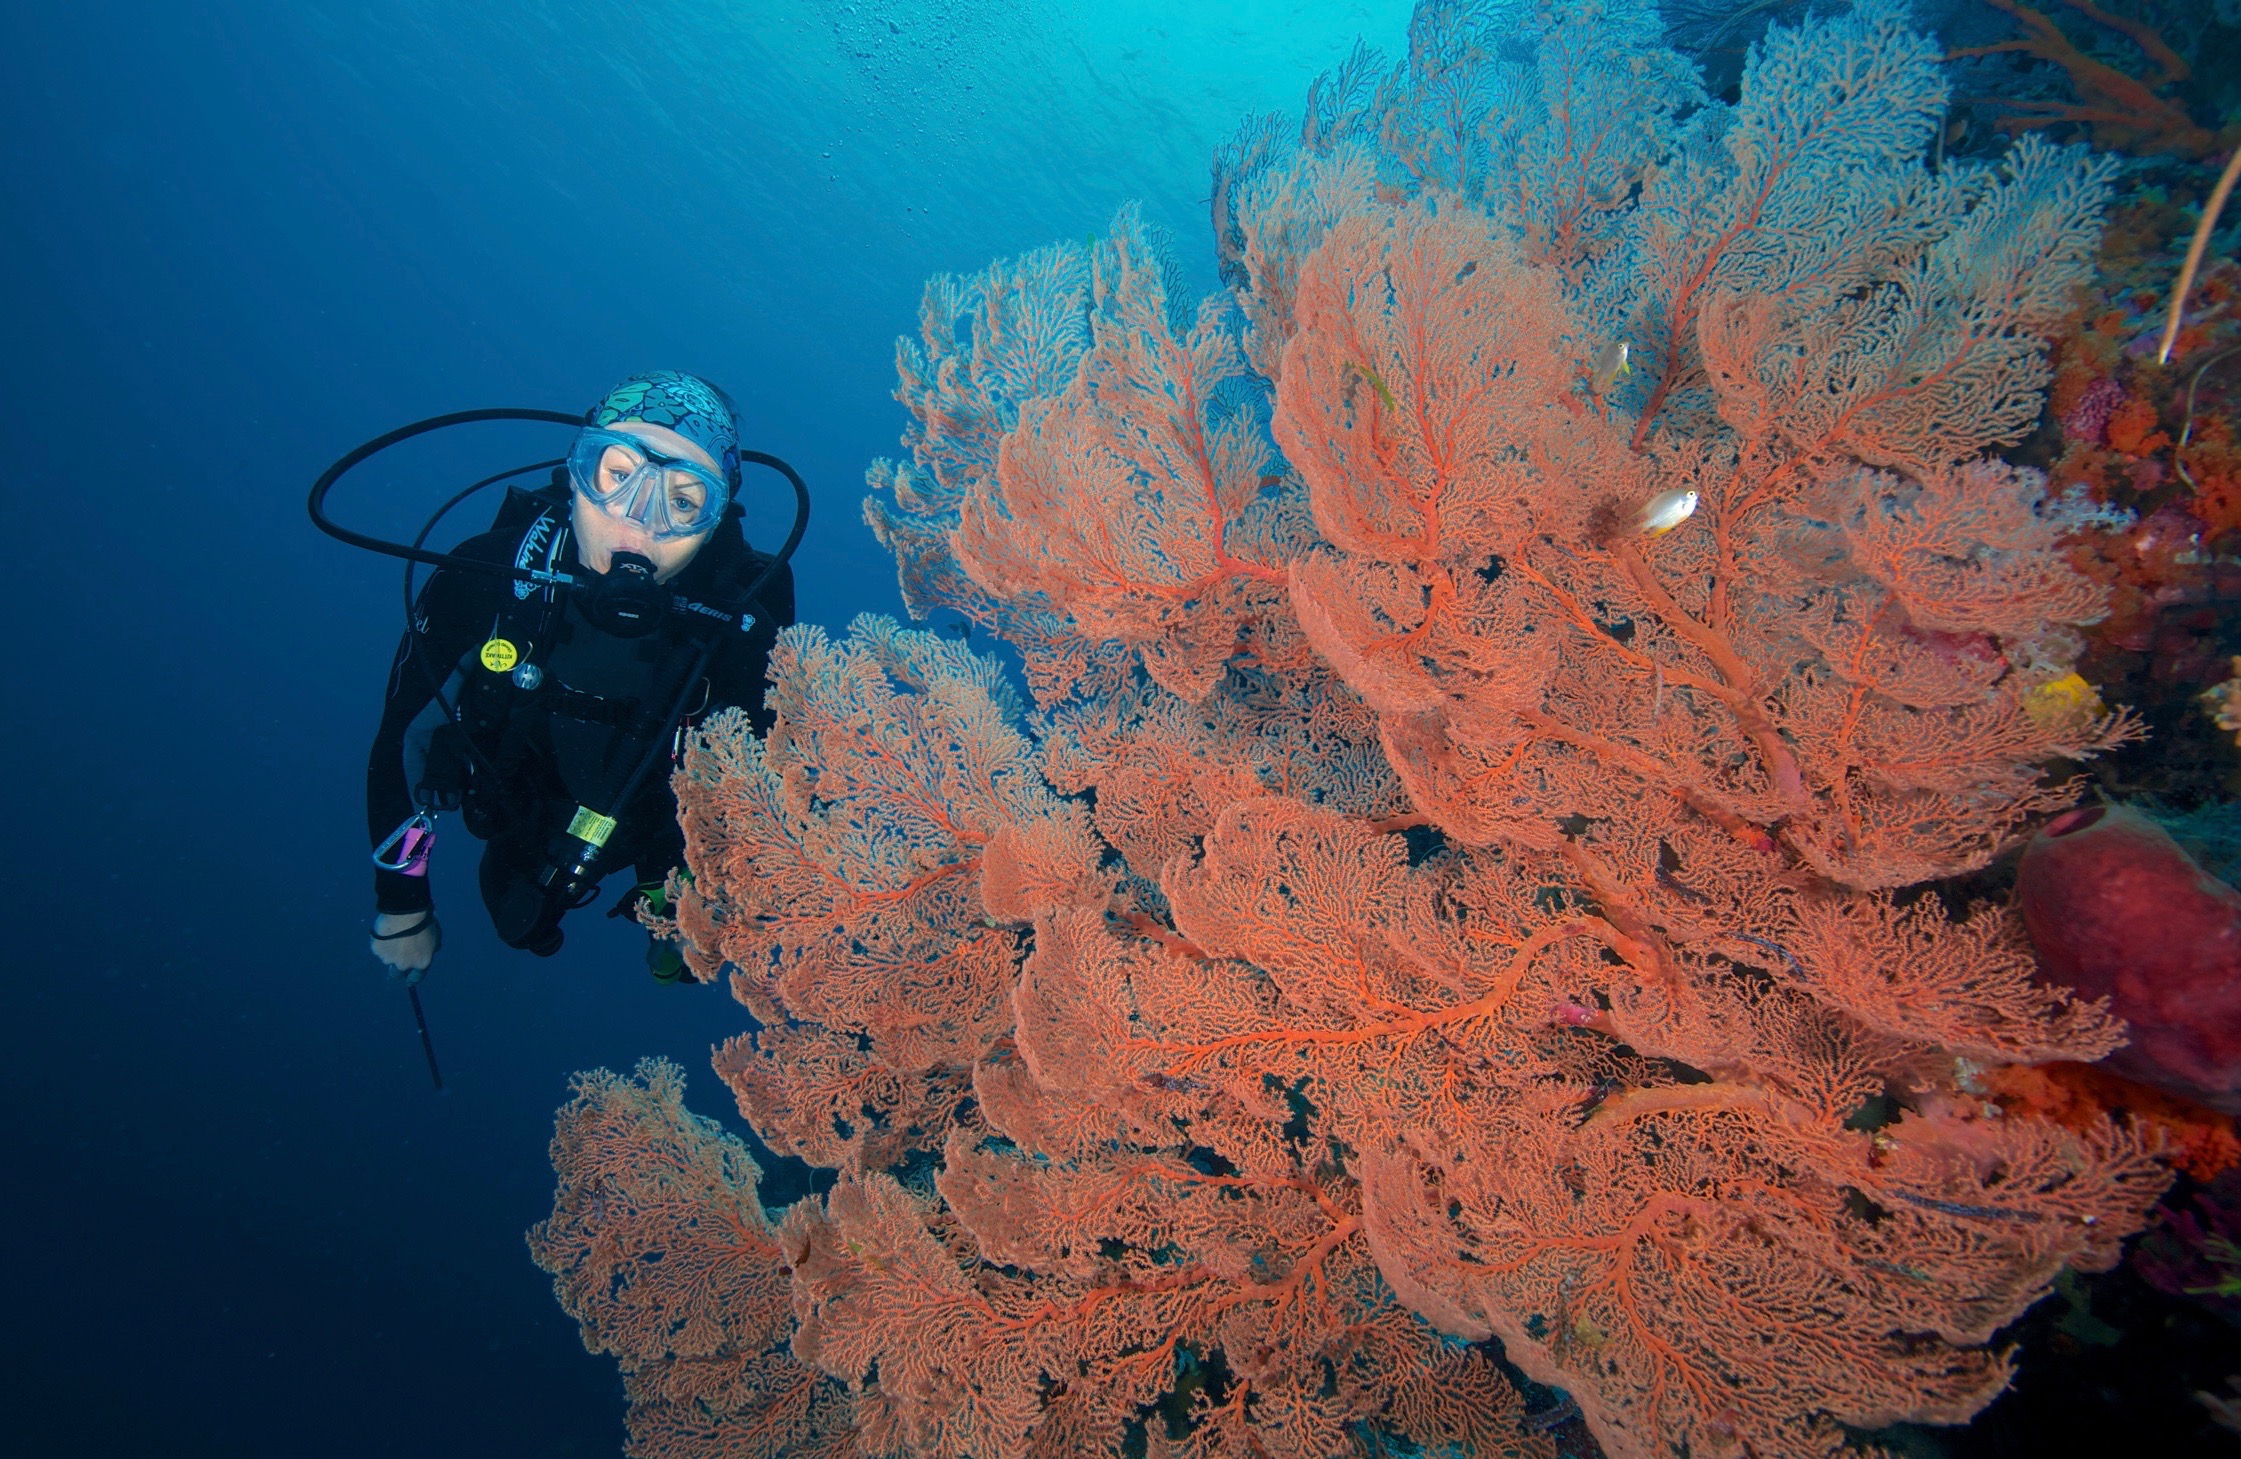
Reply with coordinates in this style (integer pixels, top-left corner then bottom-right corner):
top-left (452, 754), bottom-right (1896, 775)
top-left (535, 4), bottom-right (2187, 1457)
top-left (2061, 374), bottom-right (2125, 446)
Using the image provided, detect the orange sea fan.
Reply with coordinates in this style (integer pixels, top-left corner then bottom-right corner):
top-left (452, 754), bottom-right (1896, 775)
top-left (542, 5), bottom-right (2186, 1456)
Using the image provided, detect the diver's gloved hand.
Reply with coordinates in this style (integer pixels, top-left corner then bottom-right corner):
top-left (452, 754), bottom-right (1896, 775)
top-left (370, 910), bottom-right (443, 985)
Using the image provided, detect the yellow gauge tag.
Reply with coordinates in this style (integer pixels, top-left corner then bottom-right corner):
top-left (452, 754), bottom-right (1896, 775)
top-left (567, 806), bottom-right (618, 847)
top-left (479, 638), bottom-right (520, 672)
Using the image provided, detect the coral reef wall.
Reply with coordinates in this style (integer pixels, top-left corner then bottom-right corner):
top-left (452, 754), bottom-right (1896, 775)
top-left (531, 5), bottom-right (2196, 1457)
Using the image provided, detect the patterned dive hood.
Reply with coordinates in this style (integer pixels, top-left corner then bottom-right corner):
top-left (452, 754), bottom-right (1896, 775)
top-left (587, 370), bottom-right (742, 495)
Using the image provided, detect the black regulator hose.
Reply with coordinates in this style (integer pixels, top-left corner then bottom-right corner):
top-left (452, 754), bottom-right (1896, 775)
top-left (308, 408), bottom-right (814, 626)
top-left (308, 408), bottom-right (588, 586)
top-left (730, 448), bottom-right (813, 609)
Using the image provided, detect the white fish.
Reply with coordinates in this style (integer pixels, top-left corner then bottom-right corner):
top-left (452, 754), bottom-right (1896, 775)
top-left (1637, 488), bottom-right (1699, 536)
top-left (1591, 339), bottom-right (1631, 395)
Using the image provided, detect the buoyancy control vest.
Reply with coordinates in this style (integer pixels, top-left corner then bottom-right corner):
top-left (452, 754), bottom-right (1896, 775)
top-left (448, 484), bottom-right (762, 870)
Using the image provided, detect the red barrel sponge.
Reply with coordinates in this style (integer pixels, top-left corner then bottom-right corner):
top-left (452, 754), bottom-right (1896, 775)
top-left (2018, 804), bottom-right (2241, 1111)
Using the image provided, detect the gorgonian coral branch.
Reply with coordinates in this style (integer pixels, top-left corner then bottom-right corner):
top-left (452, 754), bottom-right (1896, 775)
top-left (545, 5), bottom-right (2174, 1456)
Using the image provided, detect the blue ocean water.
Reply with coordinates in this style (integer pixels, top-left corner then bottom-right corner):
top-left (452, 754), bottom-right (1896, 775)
top-left (0, 3), bottom-right (1412, 1453)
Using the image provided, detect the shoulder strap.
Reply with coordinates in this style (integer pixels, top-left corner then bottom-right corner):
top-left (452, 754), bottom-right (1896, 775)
top-left (488, 507), bottom-right (570, 658)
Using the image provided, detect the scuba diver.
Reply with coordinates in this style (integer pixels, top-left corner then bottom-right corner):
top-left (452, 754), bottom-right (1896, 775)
top-left (335, 371), bottom-right (801, 986)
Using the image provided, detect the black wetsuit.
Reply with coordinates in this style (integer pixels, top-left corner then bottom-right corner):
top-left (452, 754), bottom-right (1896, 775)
top-left (367, 490), bottom-right (793, 954)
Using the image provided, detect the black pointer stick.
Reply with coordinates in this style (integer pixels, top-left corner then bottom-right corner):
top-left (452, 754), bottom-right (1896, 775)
top-left (407, 984), bottom-right (444, 1091)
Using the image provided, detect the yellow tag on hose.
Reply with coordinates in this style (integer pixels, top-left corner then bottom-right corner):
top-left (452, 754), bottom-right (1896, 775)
top-left (567, 806), bottom-right (618, 847)
top-left (479, 638), bottom-right (520, 672)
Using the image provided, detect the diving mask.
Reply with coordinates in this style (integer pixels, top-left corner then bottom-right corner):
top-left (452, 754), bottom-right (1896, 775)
top-left (567, 426), bottom-right (730, 541)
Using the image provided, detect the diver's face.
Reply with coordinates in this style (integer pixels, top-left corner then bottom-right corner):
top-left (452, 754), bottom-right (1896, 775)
top-left (570, 420), bottom-right (718, 582)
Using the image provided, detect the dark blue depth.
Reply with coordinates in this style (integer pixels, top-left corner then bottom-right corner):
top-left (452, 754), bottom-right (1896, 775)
top-left (0, 2), bottom-right (1365, 1452)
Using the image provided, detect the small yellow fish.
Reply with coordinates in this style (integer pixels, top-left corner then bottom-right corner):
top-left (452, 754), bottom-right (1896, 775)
top-left (2204, 658), bottom-right (2241, 743)
top-left (1346, 360), bottom-right (1398, 412)
top-left (1591, 338), bottom-right (1632, 395)
top-left (1636, 487), bottom-right (1698, 536)
top-left (2026, 671), bottom-right (2104, 729)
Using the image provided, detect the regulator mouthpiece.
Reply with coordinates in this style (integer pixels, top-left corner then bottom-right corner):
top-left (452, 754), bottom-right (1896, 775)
top-left (584, 551), bottom-right (666, 637)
